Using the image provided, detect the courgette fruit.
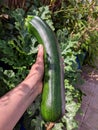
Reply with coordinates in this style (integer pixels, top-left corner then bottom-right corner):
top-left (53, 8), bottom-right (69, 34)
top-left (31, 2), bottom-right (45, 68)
top-left (26, 16), bottom-right (65, 122)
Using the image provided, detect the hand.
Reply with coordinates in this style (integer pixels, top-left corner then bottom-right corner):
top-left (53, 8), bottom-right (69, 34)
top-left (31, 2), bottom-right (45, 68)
top-left (0, 45), bottom-right (44, 130)
top-left (24, 44), bottom-right (44, 94)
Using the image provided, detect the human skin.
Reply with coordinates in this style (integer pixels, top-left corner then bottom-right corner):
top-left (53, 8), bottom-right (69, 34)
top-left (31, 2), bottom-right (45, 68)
top-left (0, 44), bottom-right (44, 130)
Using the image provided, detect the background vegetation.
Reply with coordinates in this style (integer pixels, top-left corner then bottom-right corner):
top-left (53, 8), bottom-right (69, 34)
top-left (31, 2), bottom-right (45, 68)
top-left (0, 0), bottom-right (98, 130)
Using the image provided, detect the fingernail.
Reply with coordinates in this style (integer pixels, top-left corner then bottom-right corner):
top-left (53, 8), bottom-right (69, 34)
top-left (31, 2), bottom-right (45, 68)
top-left (38, 44), bottom-right (43, 49)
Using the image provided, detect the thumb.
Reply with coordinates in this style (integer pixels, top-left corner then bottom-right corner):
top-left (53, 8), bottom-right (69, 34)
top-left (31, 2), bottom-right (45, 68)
top-left (36, 44), bottom-right (44, 63)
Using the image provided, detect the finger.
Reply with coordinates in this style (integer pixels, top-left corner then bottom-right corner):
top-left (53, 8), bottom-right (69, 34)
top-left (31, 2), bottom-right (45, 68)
top-left (36, 44), bottom-right (44, 64)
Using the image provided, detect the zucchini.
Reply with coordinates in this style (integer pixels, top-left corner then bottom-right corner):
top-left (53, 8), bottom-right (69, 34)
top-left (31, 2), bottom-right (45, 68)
top-left (26, 16), bottom-right (65, 122)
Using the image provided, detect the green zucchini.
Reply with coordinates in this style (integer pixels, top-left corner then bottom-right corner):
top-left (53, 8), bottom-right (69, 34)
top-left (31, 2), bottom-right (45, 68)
top-left (26, 16), bottom-right (65, 122)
